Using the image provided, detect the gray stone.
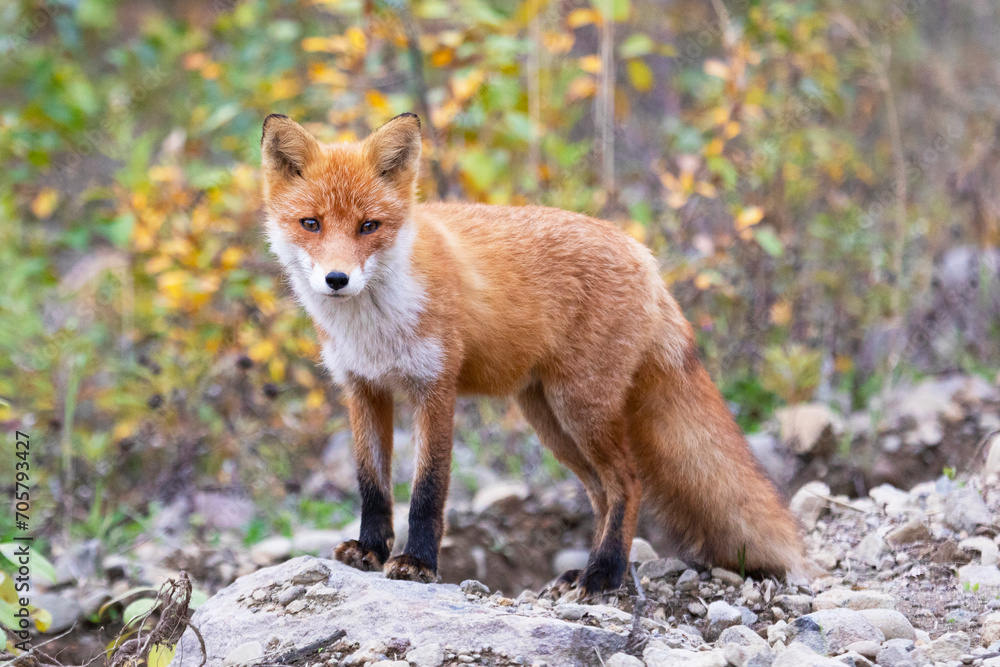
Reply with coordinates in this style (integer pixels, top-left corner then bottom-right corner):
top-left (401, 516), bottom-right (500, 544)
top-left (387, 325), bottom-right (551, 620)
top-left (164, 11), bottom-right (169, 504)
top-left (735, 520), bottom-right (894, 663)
top-left (249, 536), bottom-right (292, 566)
top-left (922, 631), bottom-right (970, 662)
top-left (637, 558), bottom-right (689, 580)
top-left (705, 600), bottom-right (743, 641)
top-left (944, 488), bottom-right (993, 532)
top-left (676, 569), bottom-right (699, 590)
top-left (958, 564), bottom-right (1000, 588)
top-left (959, 536), bottom-right (999, 566)
top-left (552, 548), bottom-right (589, 575)
top-left (852, 533), bottom-right (885, 567)
top-left (459, 580), bottom-right (489, 596)
top-left (629, 538), bottom-right (658, 563)
top-left (711, 567), bottom-right (744, 587)
top-left (604, 653), bottom-right (644, 667)
top-left (404, 643), bottom-right (444, 667)
top-left (32, 593), bottom-right (83, 634)
top-left (276, 585), bottom-right (305, 606)
top-left (875, 645), bottom-right (915, 667)
top-left (886, 519), bottom-right (932, 546)
top-left (643, 646), bottom-right (728, 667)
top-left (554, 603), bottom-right (586, 621)
top-left (843, 640), bottom-right (880, 659)
top-left (856, 609), bottom-right (915, 641)
top-left (471, 481), bottom-right (528, 514)
top-left (772, 643), bottom-right (845, 666)
top-left (774, 594), bottom-right (813, 616)
top-left (791, 482), bottom-right (831, 531)
top-left (222, 641), bottom-right (263, 667)
top-left (171, 556), bottom-right (627, 667)
top-left (981, 612), bottom-right (1000, 646)
top-left (790, 609), bottom-right (884, 656)
top-left (717, 625), bottom-right (768, 648)
top-left (291, 529), bottom-right (343, 555)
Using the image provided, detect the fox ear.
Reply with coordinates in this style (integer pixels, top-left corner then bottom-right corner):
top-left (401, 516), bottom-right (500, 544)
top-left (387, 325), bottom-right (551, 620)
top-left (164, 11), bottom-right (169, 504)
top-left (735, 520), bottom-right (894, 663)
top-left (365, 113), bottom-right (422, 187)
top-left (261, 114), bottom-right (319, 180)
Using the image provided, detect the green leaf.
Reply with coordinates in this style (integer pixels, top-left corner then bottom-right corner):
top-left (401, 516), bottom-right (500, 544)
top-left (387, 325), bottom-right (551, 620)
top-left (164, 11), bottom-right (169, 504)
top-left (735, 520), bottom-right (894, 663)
top-left (754, 227), bottom-right (784, 258)
top-left (619, 34), bottom-right (654, 58)
top-left (123, 598), bottom-right (158, 627)
top-left (189, 590), bottom-right (209, 610)
top-left (597, 0), bottom-right (631, 22)
top-left (148, 643), bottom-right (177, 667)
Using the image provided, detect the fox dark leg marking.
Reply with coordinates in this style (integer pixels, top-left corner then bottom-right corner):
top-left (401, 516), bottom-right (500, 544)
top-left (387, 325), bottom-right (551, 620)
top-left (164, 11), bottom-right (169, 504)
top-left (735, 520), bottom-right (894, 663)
top-left (385, 384), bottom-right (455, 583)
top-left (579, 502), bottom-right (629, 595)
top-left (335, 381), bottom-right (394, 571)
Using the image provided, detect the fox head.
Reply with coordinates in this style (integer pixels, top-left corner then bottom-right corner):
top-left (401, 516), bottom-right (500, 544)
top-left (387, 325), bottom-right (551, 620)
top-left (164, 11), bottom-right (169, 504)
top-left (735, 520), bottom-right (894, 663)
top-left (260, 113), bottom-right (421, 299)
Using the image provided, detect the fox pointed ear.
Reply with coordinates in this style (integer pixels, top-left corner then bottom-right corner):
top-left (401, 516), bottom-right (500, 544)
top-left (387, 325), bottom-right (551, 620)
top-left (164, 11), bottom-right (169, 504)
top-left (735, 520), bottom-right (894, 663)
top-left (261, 114), bottom-right (319, 180)
top-left (364, 113), bottom-right (422, 187)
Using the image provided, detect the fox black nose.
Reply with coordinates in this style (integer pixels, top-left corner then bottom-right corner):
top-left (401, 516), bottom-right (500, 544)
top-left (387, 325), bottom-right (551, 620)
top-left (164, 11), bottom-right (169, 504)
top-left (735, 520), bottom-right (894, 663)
top-left (325, 272), bottom-right (350, 290)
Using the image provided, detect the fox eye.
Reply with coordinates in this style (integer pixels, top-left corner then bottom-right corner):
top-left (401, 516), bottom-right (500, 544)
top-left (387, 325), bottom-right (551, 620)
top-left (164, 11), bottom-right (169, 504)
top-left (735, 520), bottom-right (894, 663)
top-left (300, 218), bottom-right (321, 232)
top-left (359, 220), bottom-right (381, 235)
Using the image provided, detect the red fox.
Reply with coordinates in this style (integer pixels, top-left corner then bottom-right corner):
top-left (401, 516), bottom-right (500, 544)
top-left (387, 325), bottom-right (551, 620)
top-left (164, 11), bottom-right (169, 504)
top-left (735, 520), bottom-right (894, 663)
top-left (260, 112), bottom-right (810, 594)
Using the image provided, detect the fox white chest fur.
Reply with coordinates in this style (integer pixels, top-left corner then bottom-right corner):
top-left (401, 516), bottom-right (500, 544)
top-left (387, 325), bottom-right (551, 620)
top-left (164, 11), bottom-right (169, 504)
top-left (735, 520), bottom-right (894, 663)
top-left (266, 221), bottom-right (444, 387)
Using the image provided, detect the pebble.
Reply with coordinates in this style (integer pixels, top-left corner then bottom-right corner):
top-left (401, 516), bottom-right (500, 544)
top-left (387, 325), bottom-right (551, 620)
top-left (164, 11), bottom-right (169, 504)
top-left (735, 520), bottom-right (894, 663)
top-left (629, 538), bottom-right (658, 563)
top-left (249, 536), bottom-right (292, 566)
top-left (705, 600), bottom-right (742, 641)
top-left (711, 567), bottom-right (744, 586)
top-left (276, 585), bottom-right (305, 605)
top-left (637, 558), bottom-right (689, 580)
top-left (405, 644), bottom-right (444, 667)
top-left (923, 631), bottom-right (971, 662)
top-left (981, 612), bottom-right (1000, 646)
top-left (676, 569), bottom-right (699, 591)
top-left (792, 608), bottom-right (884, 655)
top-left (604, 653), bottom-right (644, 667)
top-left (223, 641), bottom-right (264, 666)
top-left (459, 580), bottom-right (490, 596)
top-left (856, 609), bottom-right (916, 641)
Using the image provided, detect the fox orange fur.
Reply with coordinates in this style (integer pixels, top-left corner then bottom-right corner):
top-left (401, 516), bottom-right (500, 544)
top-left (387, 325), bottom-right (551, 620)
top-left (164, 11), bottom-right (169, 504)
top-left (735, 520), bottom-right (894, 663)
top-left (260, 113), bottom-right (809, 594)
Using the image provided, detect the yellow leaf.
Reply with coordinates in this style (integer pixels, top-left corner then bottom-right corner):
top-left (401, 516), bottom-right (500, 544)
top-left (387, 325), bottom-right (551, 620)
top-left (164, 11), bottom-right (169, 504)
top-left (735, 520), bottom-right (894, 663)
top-left (579, 54), bottom-right (602, 74)
top-left (219, 247), bottom-right (243, 270)
top-left (704, 137), bottom-right (725, 157)
top-left (272, 77), bottom-right (301, 101)
top-left (201, 62), bottom-right (221, 80)
top-left (451, 70), bottom-right (484, 102)
top-left (625, 221), bottom-right (646, 242)
top-left (302, 36), bottom-right (336, 52)
top-left (306, 388), bottom-right (326, 409)
top-left (770, 301), bottom-right (792, 326)
top-left (309, 63), bottom-right (348, 87)
top-left (694, 273), bottom-right (713, 290)
top-left (31, 188), bottom-right (60, 218)
top-left (430, 47), bottom-right (453, 67)
top-left (542, 31), bottom-right (574, 54)
top-left (724, 121), bottom-right (741, 139)
top-left (32, 608), bottom-right (52, 633)
top-left (694, 181), bottom-right (718, 198)
top-left (835, 355), bottom-right (854, 373)
top-left (269, 357), bottom-right (286, 383)
top-left (626, 60), bottom-right (653, 92)
top-left (148, 644), bottom-right (176, 667)
top-left (735, 206), bottom-right (764, 230)
top-left (566, 76), bottom-right (597, 101)
top-left (346, 26), bottom-right (367, 53)
top-left (365, 90), bottom-right (390, 113)
top-left (567, 8), bottom-right (601, 28)
top-left (248, 340), bottom-right (276, 362)
top-left (704, 59), bottom-right (730, 79)
top-left (710, 107), bottom-right (729, 125)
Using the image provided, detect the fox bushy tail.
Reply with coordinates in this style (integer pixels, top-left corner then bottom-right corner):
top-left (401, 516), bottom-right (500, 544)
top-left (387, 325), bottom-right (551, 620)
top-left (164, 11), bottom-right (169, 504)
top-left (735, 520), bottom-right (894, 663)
top-left (628, 341), bottom-right (812, 581)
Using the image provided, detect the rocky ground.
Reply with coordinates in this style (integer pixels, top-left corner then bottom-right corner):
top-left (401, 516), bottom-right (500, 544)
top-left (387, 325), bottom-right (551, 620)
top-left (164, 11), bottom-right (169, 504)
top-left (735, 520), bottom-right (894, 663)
top-left (21, 372), bottom-right (1000, 666)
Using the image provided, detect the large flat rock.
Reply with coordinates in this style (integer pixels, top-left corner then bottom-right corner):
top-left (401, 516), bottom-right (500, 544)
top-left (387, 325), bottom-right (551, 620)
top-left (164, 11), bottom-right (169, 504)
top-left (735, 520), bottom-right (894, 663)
top-left (170, 556), bottom-right (628, 667)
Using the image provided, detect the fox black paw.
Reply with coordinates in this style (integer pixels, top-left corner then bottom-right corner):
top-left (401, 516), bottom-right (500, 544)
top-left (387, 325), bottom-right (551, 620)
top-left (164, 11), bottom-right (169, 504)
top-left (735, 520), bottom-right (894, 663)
top-left (578, 561), bottom-right (625, 597)
top-left (384, 554), bottom-right (437, 583)
top-left (333, 540), bottom-right (384, 572)
top-left (545, 569), bottom-right (582, 598)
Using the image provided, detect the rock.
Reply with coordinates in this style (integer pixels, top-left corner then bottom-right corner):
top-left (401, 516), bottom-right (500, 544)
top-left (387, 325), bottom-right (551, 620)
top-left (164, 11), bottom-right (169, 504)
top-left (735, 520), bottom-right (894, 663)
top-left (676, 569), bottom-right (699, 590)
top-left (958, 564), bottom-right (1000, 588)
top-left (790, 482), bottom-right (831, 530)
top-left (405, 643), bottom-right (444, 667)
top-left (643, 646), bottom-right (727, 667)
top-left (53, 539), bottom-right (102, 585)
top-left (985, 433), bottom-right (1000, 483)
top-left (291, 529), bottom-right (343, 555)
top-left (629, 537), bottom-right (658, 563)
top-left (604, 653), bottom-right (644, 667)
top-left (637, 558), bottom-right (688, 579)
top-left (982, 612), bottom-right (1000, 646)
top-left (705, 600), bottom-right (743, 641)
top-left (852, 533), bottom-right (885, 567)
top-left (844, 640), bottom-right (880, 659)
top-left (249, 536), bottom-right (292, 566)
top-left (959, 536), bottom-right (1000, 566)
top-left (886, 519), bottom-right (932, 546)
top-left (772, 643), bottom-right (845, 666)
top-left (922, 631), bottom-right (970, 662)
top-left (276, 585), bottom-right (305, 606)
top-left (370, 661), bottom-right (407, 667)
top-left (875, 645), bottom-right (916, 667)
top-left (812, 588), bottom-right (894, 611)
top-left (856, 609), bottom-right (915, 641)
top-left (471, 480), bottom-right (529, 514)
top-left (32, 593), bottom-right (82, 634)
top-left (459, 580), bottom-right (489, 596)
top-left (172, 556), bottom-right (627, 667)
top-left (869, 485), bottom-right (911, 517)
top-left (790, 609), bottom-right (884, 656)
top-left (776, 403), bottom-right (841, 455)
top-left (774, 594), bottom-right (813, 616)
top-left (944, 487), bottom-right (993, 532)
top-left (711, 567), bottom-right (744, 587)
top-left (222, 641), bottom-right (263, 667)
top-left (552, 548), bottom-right (590, 575)
top-left (836, 649), bottom-right (873, 667)
top-left (554, 603), bottom-right (586, 621)
top-left (718, 625), bottom-right (768, 648)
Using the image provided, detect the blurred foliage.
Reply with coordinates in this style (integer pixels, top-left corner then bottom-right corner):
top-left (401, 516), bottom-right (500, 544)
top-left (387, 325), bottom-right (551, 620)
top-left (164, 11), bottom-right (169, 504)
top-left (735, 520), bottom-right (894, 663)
top-left (1, 0), bottom-right (999, 539)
